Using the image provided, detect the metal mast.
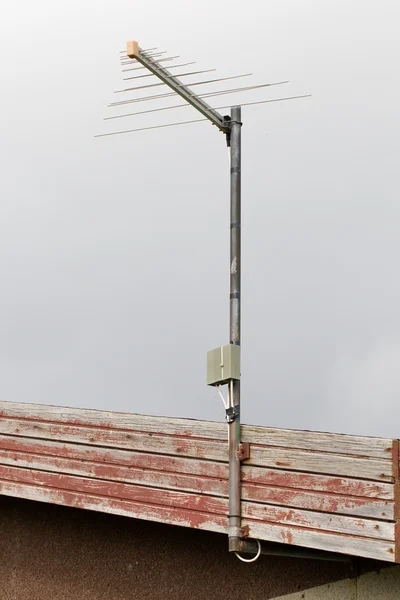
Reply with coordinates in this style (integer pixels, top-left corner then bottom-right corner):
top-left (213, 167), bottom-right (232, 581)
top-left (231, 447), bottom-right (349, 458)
top-left (228, 106), bottom-right (242, 552)
top-left (124, 40), bottom-right (244, 552)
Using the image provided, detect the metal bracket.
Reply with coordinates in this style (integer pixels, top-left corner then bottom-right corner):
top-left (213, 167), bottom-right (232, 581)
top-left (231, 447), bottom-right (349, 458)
top-left (224, 115), bottom-right (232, 146)
top-left (241, 525), bottom-right (250, 538)
top-left (238, 442), bottom-right (250, 461)
top-left (225, 405), bottom-right (240, 423)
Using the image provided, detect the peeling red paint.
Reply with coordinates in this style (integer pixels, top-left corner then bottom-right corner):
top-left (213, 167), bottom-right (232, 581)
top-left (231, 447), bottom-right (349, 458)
top-left (0, 403), bottom-right (397, 563)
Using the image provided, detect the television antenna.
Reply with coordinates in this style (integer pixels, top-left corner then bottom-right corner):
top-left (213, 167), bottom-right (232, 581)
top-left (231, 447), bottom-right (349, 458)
top-left (96, 40), bottom-right (310, 559)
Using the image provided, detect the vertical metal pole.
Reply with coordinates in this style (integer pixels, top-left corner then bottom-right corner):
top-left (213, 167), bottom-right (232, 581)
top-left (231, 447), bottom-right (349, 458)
top-left (228, 106), bottom-right (242, 552)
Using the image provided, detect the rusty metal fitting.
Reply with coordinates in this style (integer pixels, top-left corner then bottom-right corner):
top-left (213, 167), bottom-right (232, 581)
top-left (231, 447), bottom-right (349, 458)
top-left (238, 442), bottom-right (250, 461)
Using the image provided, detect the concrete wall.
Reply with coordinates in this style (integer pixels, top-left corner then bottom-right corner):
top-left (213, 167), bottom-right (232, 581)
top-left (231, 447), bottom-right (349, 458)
top-left (0, 495), bottom-right (392, 600)
top-left (274, 566), bottom-right (400, 599)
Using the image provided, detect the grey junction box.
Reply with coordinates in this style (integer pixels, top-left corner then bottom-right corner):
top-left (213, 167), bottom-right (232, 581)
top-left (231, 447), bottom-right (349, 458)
top-left (207, 344), bottom-right (241, 386)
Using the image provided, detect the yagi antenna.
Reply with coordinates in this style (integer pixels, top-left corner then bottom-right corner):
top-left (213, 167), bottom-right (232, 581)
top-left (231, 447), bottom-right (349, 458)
top-left (97, 42), bottom-right (309, 138)
top-left (95, 39), bottom-right (310, 562)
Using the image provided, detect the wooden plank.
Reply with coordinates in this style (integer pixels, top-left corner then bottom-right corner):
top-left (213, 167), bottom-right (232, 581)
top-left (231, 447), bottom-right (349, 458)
top-left (242, 425), bottom-right (392, 460)
top-left (0, 402), bottom-right (224, 441)
top-left (242, 484), bottom-right (393, 520)
top-left (0, 480), bottom-right (227, 534)
top-left (0, 401), bottom-right (392, 459)
top-left (0, 434), bottom-right (228, 480)
top-left (0, 450), bottom-right (228, 498)
top-left (0, 449), bottom-right (392, 520)
top-left (0, 418), bottom-right (227, 461)
top-left (242, 465), bottom-right (394, 500)
top-left (0, 465), bottom-right (392, 540)
top-left (0, 478), bottom-right (394, 563)
top-left (241, 501), bottom-right (394, 540)
top-left (0, 465), bottom-right (227, 515)
top-left (0, 419), bottom-right (390, 481)
top-left (246, 446), bottom-right (392, 481)
top-left (245, 519), bottom-right (396, 563)
top-left (0, 435), bottom-right (392, 501)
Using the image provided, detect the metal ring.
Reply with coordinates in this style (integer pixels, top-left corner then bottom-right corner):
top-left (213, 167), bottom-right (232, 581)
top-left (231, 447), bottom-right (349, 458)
top-left (234, 539), bottom-right (261, 563)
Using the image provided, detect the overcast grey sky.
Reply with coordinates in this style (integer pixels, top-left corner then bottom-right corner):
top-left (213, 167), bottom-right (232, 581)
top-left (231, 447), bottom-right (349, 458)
top-left (1, 0), bottom-right (399, 437)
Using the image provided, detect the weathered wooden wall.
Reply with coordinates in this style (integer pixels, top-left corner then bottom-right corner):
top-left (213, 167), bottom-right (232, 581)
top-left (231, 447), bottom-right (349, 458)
top-left (0, 401), bottom-right (397, 563)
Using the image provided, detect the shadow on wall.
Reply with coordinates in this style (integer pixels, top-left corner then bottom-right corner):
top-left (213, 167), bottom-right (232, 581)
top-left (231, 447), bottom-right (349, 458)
top-left (0, 495), bottom-right (375, 600)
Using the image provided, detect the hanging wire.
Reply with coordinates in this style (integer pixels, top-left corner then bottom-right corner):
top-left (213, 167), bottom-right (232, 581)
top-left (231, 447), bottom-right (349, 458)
top-left (235, 541), bottom-right (262, 563)
top-left (216, 386), bottom-right (228, 410)
top-left (105, 81), bottom-right (289, 119)
top-left (96, 94), bottom-right (311, 138)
